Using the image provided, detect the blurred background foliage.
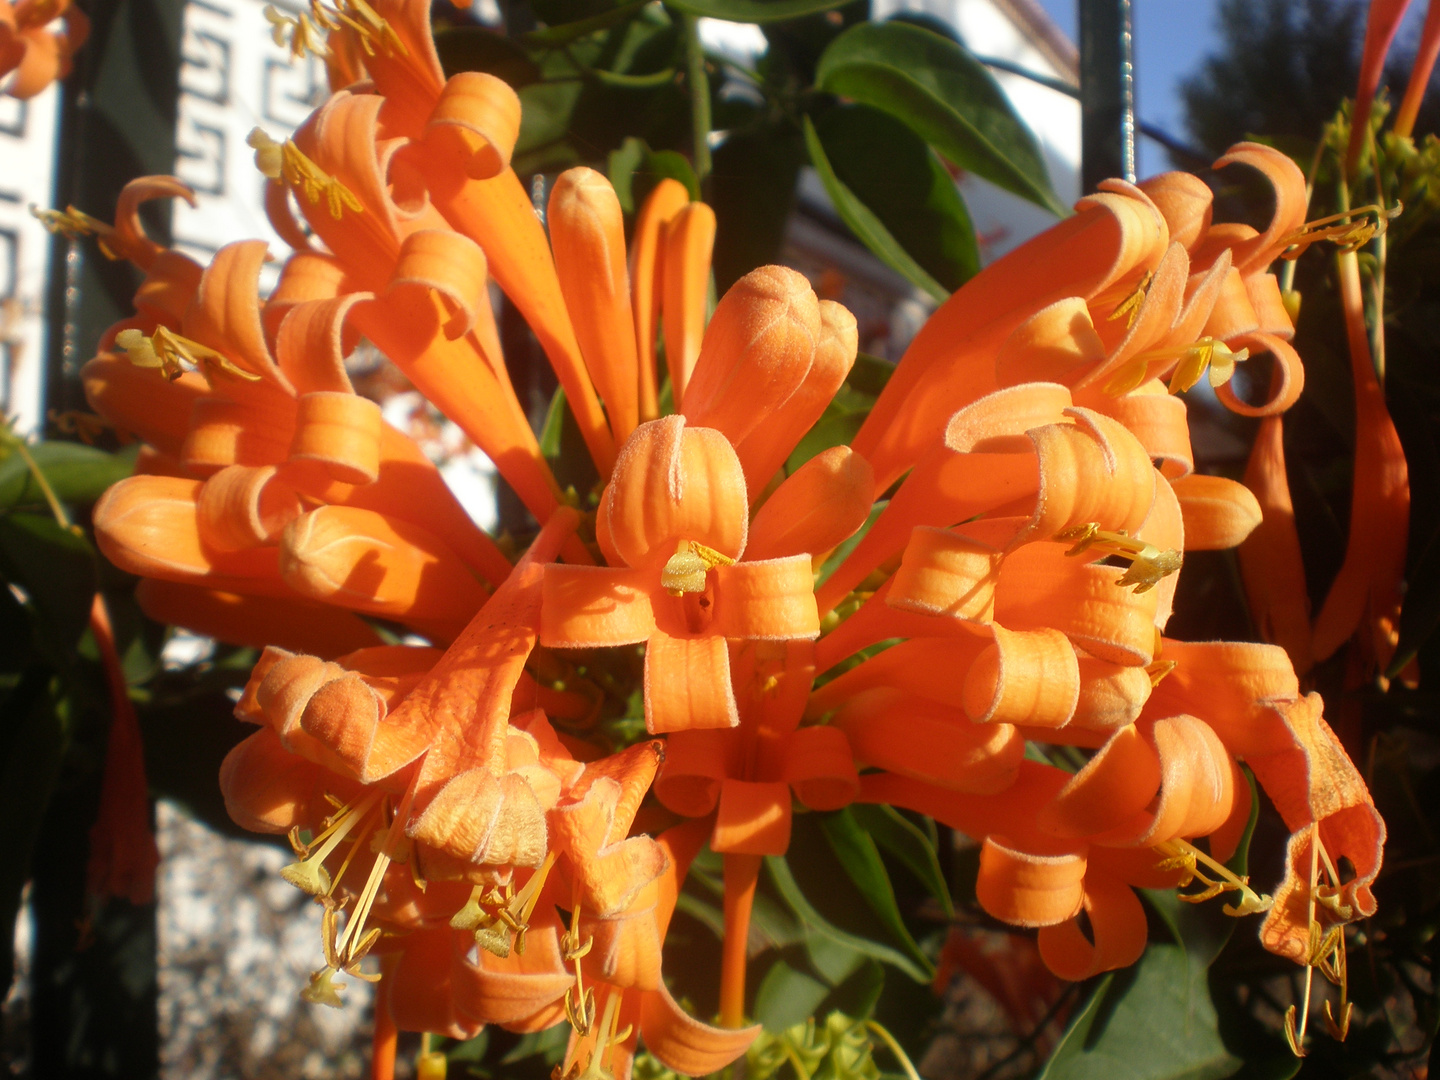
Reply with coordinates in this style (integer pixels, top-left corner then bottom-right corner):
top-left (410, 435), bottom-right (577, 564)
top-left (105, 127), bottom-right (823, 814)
top-left (3, 0), bottom-right (1440, 1077)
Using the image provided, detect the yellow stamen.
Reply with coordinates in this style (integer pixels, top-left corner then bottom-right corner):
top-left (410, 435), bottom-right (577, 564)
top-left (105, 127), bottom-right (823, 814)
top-left (114, 326), bottom-right (261, 383)
top-left (247, 128), bottom-right (363, 220)
top-left (264, 0), bottom-right (407, 62)
top-left (562, 903), bottom-right (597, 1035)
top-left (1153, 838), bottom-right (1273, 917)
top-left (1107, 270), bottom-right (1152, 329)
top-left (661, 539), bottom-right (735, 596)
top-left (454, 852), bottom-right (557, 958)
top-left (30, 204), bottom-right (122, 260)
top-left (280, 791), bottom-right (383, 895)
top-left (1055, 524), bottom-right (1183, 594)
top-left (1280, 202), bottom-right (1402, 258)
top-left (1102, 338), bottom-right (1249, 398)
top-left (1145, 659), bottom-right (1177, 687)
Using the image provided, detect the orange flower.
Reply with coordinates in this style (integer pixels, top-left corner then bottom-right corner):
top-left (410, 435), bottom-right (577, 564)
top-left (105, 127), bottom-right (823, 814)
top-left (0, 0), bottom-right (87, 99)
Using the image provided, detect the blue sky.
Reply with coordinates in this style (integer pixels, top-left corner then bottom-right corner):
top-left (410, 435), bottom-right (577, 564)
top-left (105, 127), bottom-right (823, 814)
top-left (1032, 0), bottom-right (1224, 177)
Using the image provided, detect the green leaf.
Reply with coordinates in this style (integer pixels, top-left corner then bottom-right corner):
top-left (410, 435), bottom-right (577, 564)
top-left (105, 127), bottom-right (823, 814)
top-left (755, 954), bottom-right (840, 1031)
top-left (1036, 948), bottom-right (1241, 1080)
top-left (0, 667), bottom-right (67, 993)
top-left (802, 116), bottom-right (948, 303)
top-left (710, 123), bottom-right (805, 292)
top-left (0, 441), bottom-right (137, 510)
top-left (849, 804), bottom-right (953, 918)
top-left (819, 808), bottom-right (932, 975)
top-left (812, 105), bottom-right (979, 293)
top-left (765, 852), bottom-right (932, 983)
top-left (0, 513), bottom-right (97, 670)
top-left (608, 136), bottom-right (700, 215)
top-left (433, 26), bottom-right (542, 86)
top-left (522, 0), bottom-right (649, 47)
top-left (663, 0), bottom-right (851, 24)
top-left (815, 21), bottom-right (1066, 216)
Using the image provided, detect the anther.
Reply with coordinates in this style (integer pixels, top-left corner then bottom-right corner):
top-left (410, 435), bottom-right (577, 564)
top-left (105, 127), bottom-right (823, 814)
top-left (1107, 270), bottom-right (1153, 329)
top-left (1055, 524), bottom-right (1183, 594)
top-left (661, 539), bottom-right (734, 596)
top-left (114, 326), bottom-right (261, 383)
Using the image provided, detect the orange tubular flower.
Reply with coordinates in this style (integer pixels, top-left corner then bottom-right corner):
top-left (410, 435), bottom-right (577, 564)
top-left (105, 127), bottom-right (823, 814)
top-left (0, 0), bottom-right (87, 99)
top-left (542, 266), bottom-right (871, 735)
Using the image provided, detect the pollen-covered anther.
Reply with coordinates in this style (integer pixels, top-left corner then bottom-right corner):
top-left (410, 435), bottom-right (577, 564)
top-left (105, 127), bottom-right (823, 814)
top-left (1153, 838), bottom-right (1273, 917)
top-left (115, 326), bottom-right (261, 383)
top-left (453, 852), bottom-right (557, 958)
top-left (246, 128), bottom-right (363, 220)
top-left (1055, 523), bottom-right (1183, 594)
top-left (561, 901), bottom-right (597, 1035)
top-left (279, 790), bottom-right (383, 896)
top-left (660, 539), bottom-right (735, 597)
top-left (31, 205), bottom-right (121, 260)
top-left (1103, 338), bottom-right (1250, 397)
top-left (1280, 202), bottom-right (1402, 258)
top-left (264, 0), bottom-right (406, 61)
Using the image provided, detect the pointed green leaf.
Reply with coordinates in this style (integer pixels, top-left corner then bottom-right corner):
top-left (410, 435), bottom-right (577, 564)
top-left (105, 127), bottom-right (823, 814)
top-left (819, 808), bottom-right (932, 974)
top-left (812, 104), bottom-right (978, 293)
top-left (815, 21), bottom-right (1066, 216)
top-left (765, 853), bottom-right (931, 983)
top-left (0, 441), bottom-right (136, 510)
top-left (803, 115), bottom-right (949, 303)
top-left (849, 804), bottom-right (953, 918)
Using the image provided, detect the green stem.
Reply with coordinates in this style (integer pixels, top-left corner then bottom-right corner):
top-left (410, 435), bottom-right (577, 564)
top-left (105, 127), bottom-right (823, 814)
top-left (682, 13), bottom-right (712, 183)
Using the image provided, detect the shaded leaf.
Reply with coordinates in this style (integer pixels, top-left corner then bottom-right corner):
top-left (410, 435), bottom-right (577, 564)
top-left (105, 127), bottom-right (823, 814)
top-left (0, 441), bottom-right (136, 510)
top-left (0, 513), bottom-right (97, 670)
top-left (849, 804), bottom-right (953, 918)
top-left (434, 26), bottom-right (541, 86)
top-left (813, 104), bottom-right (979, 293)
top-left (766, 851), bottom-right (932, 983)
top-left (803, 115), bottom-right (948, 303)
top-left (608, 136), bottom-right (700, 215)
top-left (522, 0), bottom-right (649, 46)
top-left (663, 0), bottom-right (851, 24)
top-left (1036, 949), bottom-right (1241, 1080)
top-left (819, 808), bottom-right (932, 974)
top-left (815, 21), bottom-right (1066, 216)
top-left (711, 122), bottom-right (805, 291)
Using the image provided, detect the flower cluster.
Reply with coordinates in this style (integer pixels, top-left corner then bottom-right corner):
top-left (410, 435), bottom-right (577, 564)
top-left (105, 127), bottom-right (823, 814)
top-left (71, 0), bottom-right (1385, 1072)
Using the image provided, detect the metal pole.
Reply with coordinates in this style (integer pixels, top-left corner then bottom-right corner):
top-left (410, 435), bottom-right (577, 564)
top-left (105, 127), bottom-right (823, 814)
top-left (1079, 0), bottom-right (1135, 190)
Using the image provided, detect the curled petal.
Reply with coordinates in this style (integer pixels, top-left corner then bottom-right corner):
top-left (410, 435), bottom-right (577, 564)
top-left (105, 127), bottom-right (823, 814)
top-left (605, 415), bottom-right (749, 567)
top-left (427, 71), bottom-right (521, 179)
top-left (976, 837), bottom-right (1087, 928)
top-left (1199, 265), bottom-right (1258, 342)
top-left (1215, 332), bottom-right (1304, 416)
top-left (279, 505), bottom-right (489, 629)
top-left (1037, 872), bottom-right (1147, 980)
top-left (1213, 142), bottom-right (1310, 274)
top-left (639, 979), bottom-right (760, 1076)
top-left (996, 543), bottom-right (1159, 666)
top-left (182, 394), bottom-right (297, 476)
top-left (994, 297), bottom-right (1107, 387)
top-left (1145, 639), bottom-right (1299, 758)
top-left (1136, 170), bottom-right (1213, 253)
top-left (1038, 724), bottom-right (1162, 840)
top-left (390, 229), bottom-right (489, 340)
top-left (809, 635), bottom-right (990, 716)
top-left (653, 729), bottom-right (738, 817)
top-left (964, 626), bottom-right (1079, 728)
top-left (779, 726), bottom-right (859, 811)
top-left (452, 920), bottom-right (572, 1027)
top-left (541, 565), bottom-right (658, 648)
top-left (712, 557), bottom-right (820, 640)
top-left (1078, 388), bottom-right (1192, 479)
top-left (1071, 654), bottom-right (1152, 734)
top-left (219, 726), bottom-right (339, 833)
top-left (644, 631), bottom-right (738, 734)
top-left (888, 527), bottom-right (1002, 623)
top-left (82, 355), bottom-right (206, 460)
top-left (289, 391), bottom-right (384, 486)
top-left (1016, 408), bottom-right (1156, 546)
top-left (196, 465), bottom-right (303, 552)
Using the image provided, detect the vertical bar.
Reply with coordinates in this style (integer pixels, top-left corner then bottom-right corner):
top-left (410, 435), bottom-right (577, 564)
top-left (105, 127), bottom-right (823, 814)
top-left (1079, 0), bottom-right (1135, 191)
